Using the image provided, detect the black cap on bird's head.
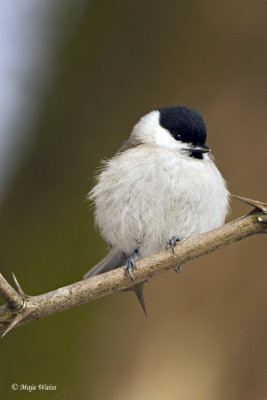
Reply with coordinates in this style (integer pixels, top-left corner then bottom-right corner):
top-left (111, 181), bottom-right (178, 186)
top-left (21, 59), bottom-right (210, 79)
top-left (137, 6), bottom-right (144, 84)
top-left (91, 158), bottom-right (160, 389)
top-left (158, 106), bottom-right (210, 157)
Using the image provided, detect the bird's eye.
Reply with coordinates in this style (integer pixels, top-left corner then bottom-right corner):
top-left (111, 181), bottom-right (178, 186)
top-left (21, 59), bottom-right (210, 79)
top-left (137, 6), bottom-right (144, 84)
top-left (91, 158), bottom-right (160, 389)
top-left (175, 133), bottom-right (182, 140)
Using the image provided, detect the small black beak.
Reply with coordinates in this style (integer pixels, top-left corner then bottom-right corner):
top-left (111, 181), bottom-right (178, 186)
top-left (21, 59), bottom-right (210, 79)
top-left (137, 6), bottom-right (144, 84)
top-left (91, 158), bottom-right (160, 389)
top-left (181, 144), bottom-right (211, 158)
top-left (191, 144), bottom-right (210, 154)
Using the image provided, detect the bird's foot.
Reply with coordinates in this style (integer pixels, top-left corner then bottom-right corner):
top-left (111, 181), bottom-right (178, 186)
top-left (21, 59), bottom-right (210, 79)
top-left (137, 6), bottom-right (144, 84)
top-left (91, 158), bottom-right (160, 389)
top-left (124, 250), bottom-right (139, 280)
top-left (166, 234), bottom-right (180, 254)
top-left (166, 235), bottom-right (183, 273)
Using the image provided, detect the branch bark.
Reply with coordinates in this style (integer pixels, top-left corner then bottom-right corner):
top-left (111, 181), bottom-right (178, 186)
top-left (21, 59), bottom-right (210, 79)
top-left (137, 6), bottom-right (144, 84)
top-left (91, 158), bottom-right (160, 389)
top-left (0, 195), bottom-right (266, 337)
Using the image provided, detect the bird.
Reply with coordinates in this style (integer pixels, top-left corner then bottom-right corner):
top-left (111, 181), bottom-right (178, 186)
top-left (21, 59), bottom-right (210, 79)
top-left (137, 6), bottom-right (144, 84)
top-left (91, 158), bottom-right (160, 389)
top-left (83, 106), bottom-right (229, 314)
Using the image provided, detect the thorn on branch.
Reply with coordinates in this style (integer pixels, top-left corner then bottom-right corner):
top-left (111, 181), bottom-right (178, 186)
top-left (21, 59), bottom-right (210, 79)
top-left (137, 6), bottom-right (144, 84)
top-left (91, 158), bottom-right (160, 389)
top-left (1, 310), bottom-right (32, 338)
top-left (232, 194), bottom-right (267, 214)
top-left (12, 272), bottom-right (27, 297)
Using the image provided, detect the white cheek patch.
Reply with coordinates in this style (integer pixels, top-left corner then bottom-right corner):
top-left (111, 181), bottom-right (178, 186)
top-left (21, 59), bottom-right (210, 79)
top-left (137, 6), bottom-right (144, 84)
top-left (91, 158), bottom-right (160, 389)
top-left (131, 110), bottom-right (183, 151)
top-left (153, 125), bottom-right (178, 148)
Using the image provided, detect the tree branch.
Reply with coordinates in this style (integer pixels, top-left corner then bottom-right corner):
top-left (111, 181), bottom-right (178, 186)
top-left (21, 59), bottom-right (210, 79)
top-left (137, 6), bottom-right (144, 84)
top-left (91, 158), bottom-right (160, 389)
top-left (0, 195), bottom-right (266, 337)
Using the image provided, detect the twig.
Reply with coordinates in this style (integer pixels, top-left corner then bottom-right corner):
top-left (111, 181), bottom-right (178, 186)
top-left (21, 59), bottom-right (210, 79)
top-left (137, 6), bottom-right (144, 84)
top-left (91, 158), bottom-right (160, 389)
top-left (0, 195), bottom-right (266, 337)
top-left (0, 273), bottom-right (23, 311)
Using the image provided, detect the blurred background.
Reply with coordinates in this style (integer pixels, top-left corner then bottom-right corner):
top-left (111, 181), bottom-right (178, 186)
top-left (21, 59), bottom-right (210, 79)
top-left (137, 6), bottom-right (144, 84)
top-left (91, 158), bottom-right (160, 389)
top-left (0, 0), bottom-right (266, 399)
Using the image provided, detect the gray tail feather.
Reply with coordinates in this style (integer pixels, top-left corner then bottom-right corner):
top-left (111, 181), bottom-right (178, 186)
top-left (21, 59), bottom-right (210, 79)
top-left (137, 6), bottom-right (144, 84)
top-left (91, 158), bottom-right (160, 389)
top-left (83, 249), bottom-right (125, 279)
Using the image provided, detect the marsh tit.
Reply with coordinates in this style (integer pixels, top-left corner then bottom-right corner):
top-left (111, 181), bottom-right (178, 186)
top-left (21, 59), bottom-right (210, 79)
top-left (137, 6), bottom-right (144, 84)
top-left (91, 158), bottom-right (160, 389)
top-left (84, 106), bottom-right (229, 314)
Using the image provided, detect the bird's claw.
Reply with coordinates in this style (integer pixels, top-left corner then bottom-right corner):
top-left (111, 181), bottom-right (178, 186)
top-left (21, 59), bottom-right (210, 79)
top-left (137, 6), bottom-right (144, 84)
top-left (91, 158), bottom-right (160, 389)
top-left (166, 234), bottom-right (180, 254)
top-left (125, 260), bottom-right (137, 280)
top-left (124, 250), bottom-right (139, 280)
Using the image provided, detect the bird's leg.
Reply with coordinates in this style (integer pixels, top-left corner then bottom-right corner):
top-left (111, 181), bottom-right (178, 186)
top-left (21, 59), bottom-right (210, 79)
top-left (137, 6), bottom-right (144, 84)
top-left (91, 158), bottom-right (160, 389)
top-left (166, 235), bottom-right (183, 274)
top-left (124, 249), bottom-right (147, 315)
top-left (166, 234), bottom-right (180, 254)
top-left (124, 249), bottom-right (139, 280)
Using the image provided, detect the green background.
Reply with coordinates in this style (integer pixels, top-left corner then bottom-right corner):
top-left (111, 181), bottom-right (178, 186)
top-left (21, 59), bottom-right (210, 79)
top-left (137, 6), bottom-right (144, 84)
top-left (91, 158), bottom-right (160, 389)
top-left (0, 1), bottom-right (266, 399)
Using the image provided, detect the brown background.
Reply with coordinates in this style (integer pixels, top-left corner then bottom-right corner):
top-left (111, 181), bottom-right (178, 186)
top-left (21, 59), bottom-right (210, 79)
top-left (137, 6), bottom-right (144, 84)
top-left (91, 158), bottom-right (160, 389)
top-left (0, 1), bottom-right (266, 399)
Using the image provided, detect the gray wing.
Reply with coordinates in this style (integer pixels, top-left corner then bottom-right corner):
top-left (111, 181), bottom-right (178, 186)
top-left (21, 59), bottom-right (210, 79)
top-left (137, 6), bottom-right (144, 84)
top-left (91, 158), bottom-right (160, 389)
top-left (117, 137), bottom-right (143, 153)
top-left (83, 249), bottom-right (126, 279)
